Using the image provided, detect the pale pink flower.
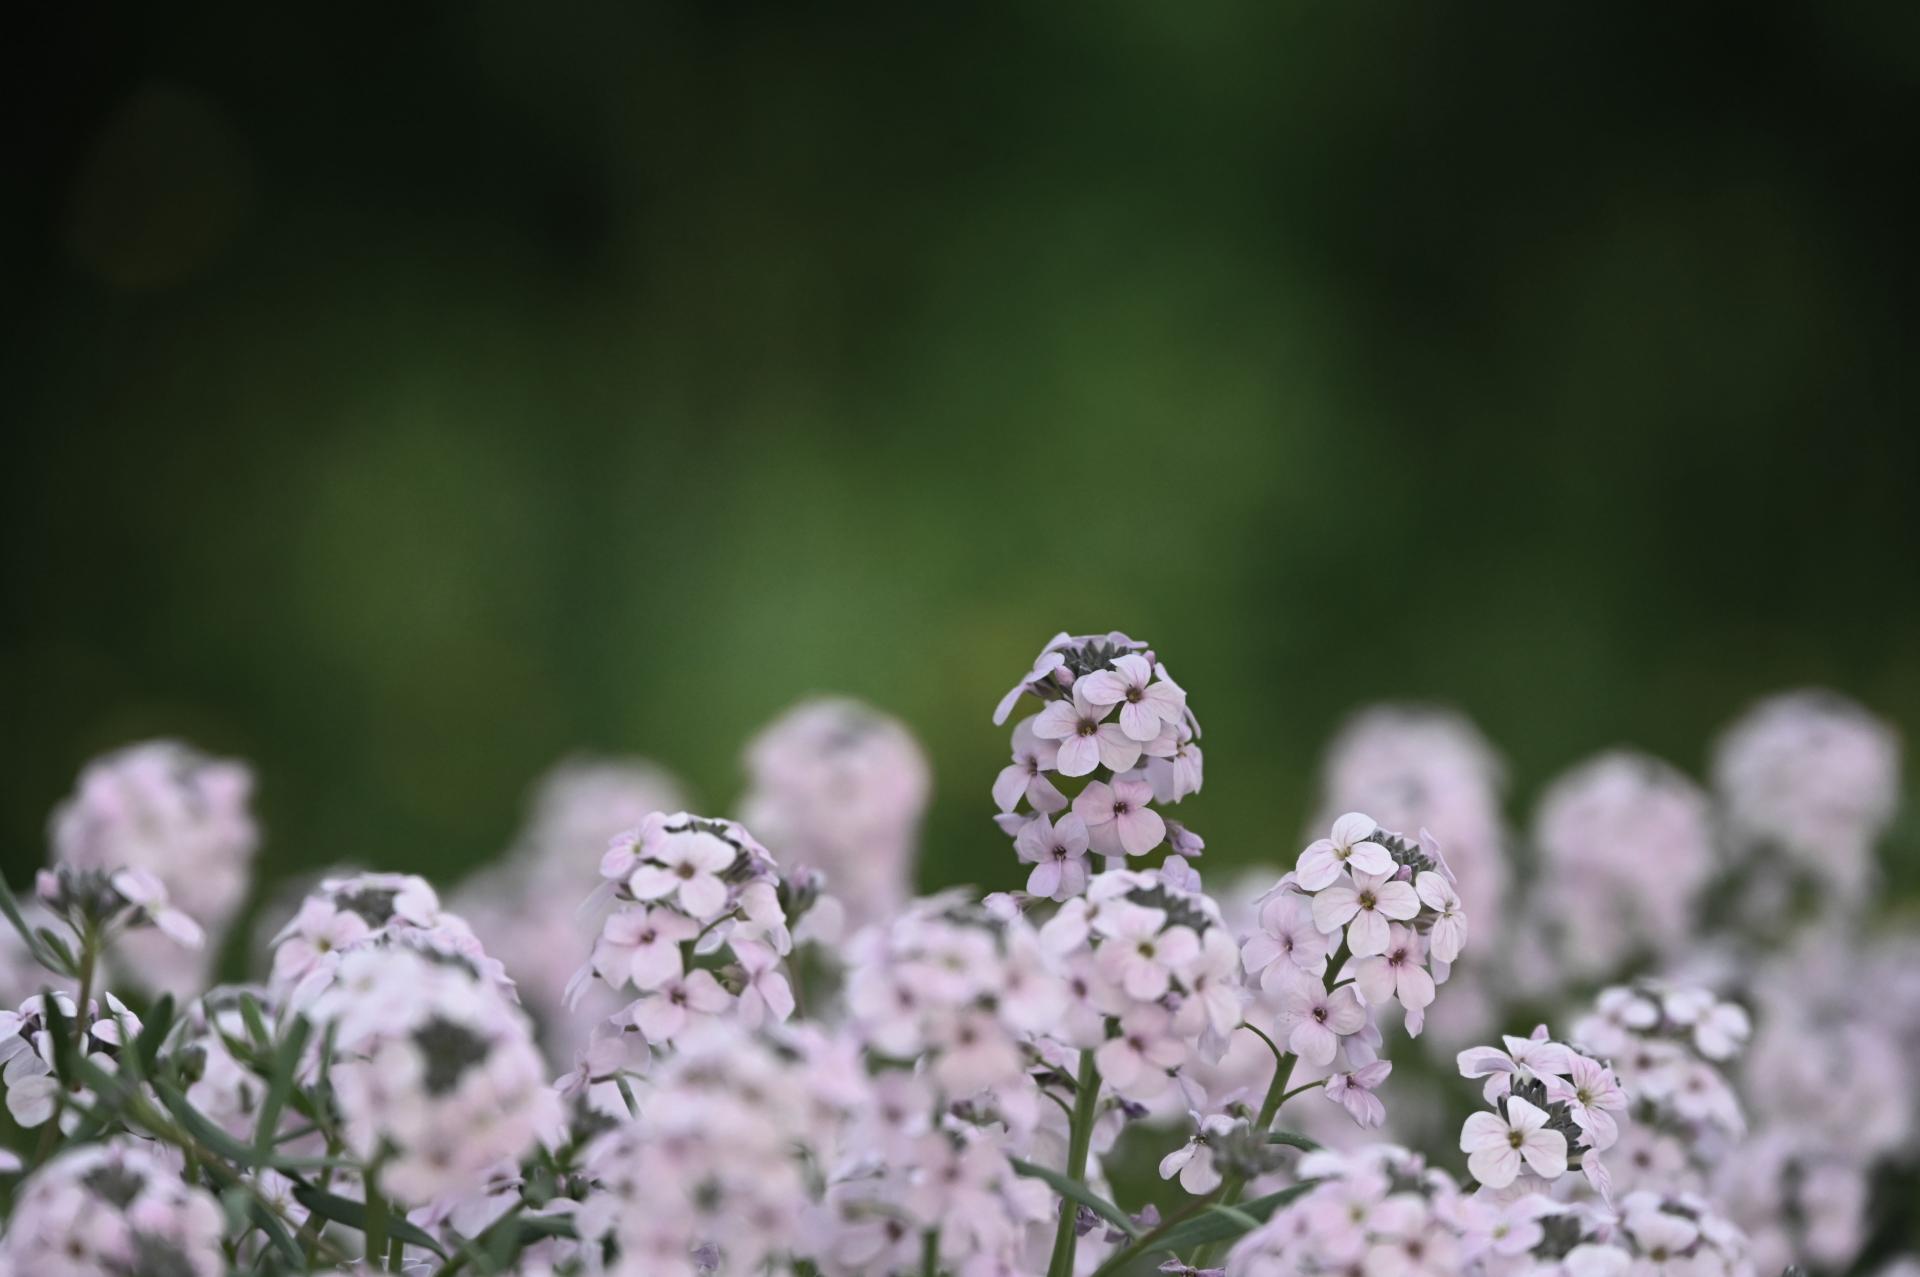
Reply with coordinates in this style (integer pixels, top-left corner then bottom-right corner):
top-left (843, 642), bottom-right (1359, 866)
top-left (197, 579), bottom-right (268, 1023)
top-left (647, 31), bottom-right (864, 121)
top-left (628, 969), bottom-right (731, 1042)
top-left (628, 829), bottom-right (735, 919)
top-left (1093, 902), bottom-right (1197, 1001)
top-left (1146, 726), bottom-right (1204, 803)
top-left (731, 937), bottom-right (795, 1028)
top-left (1271, 966), bottom-right (1366, 1065)
top-left (1014, 813), bottom-right (1091, 900)
top-left (1415, 871), bottom-right (1466, 964)
top-left (1077, 654), bottom-right (1187, 743)
top-left (1074, 779), bottom-right (1166, 857)
top-left (1096, 1005), bottom-right (1186, 1100)
top-left (1461, 1095), bottom-right (1567, 1188)
top-left (109, 869), bottom-right (204, 948)
top-left (1158, 1113), bottom-right (1238, 1193)
top-left (1242, 887), bottom-right (1333, 982)
top-left (1545, 1054), bottom-right (1627, 1151)
top-left (992, 717), bottom-right (1068, 814)
top-left (1296, 812), bottom-right (1394, 891)
top-left (1456, 1032), bottom-right (1575, 1103)
top-left (1033, 684), bottom-right (1143, 778)
top-left (993, 635), bottom-right (1071, 725)
top-left (1175, 927), bottom-right (1245, 1039)
top-left (594, 906), bottom-right (698, 991)
top-left (1325, 1059), bottom-right (1392, 1128)
top-left (1351, 924), bottom-right (1435, 1026)
top-left (1310, 868), bottom-right (1419, 957)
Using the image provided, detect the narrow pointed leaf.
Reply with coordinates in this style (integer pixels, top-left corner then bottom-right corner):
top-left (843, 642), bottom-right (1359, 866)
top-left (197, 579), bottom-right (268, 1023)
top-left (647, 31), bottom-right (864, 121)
top-left (136, 994), bottom-right (176, 1076)
top-left (1145, 1180), bottom-right (1321, 1253)
top-left (253, 1014), bottom-right (311, 1156)
top-left (1009, 1156), bottom-right (1139, 1238)
top-left (292, 1185), bottom-right (449, 1257)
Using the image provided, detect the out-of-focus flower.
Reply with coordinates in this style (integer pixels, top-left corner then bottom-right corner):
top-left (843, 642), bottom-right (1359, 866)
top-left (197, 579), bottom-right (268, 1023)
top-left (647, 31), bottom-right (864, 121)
top-left (49, 740), bottom-right (257, 995)
top-left (1713, 688), bottom-right (1902, 915)
top-left (992, 631), bottom-right (1202, 885)
top-left (311, 944), bottom-right (559, 1207)
top-left (453, 757), bottom-right (688, 1055)
top-left (0, 1139), bottom-right (225, 1277)
top-left (1527, 752), bottom-right (1715, 979)
top-left (739, 697), bottom-right (931, 931)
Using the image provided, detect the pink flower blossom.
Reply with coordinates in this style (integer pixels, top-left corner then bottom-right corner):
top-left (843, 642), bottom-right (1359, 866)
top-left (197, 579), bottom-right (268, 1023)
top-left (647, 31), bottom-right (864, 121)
top-left (1033, 685), bottom-right (1143, 778)
top-left (593, 905), bottom-right (698, 991)
top-left (1310, 868), bottom-right (1419, 957)
top-left (1073, 779), bottom-right (1166, 857)
top-left (1077, 654), bottom-right (1187, 743)
top-left (1242, 887), bottom-right (1334, 983)
top-left (1296, 812), bottom-right (1395, 891)
top-left (1271, 966), bottom-right (1366, 1066)
top-left (1014, 813), bottom-right (1091, 900)
top-left (627, 828), bottom-right (735, 919)
top-left (992, 717), bottom-right (1068, 814)
top-left (1461, 1095), bottom-right (1567, 1188)
top-left (1325, 1059), bottom-right (1392, 1128)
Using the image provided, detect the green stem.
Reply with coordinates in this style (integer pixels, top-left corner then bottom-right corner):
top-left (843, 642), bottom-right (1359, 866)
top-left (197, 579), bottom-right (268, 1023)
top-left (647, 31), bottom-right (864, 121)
top-left (1192, 1045), bottom-right (1295, 1269)
top-left (74, 923), bottom-right (98, 1046)
top-left (921, 1228), bottom-right (940, 1277)
top-left (388, 1233), bottom-right (405, 1271)
top-left (365, 1172), bottom-right (389, 1265)
top-left (1045, 1049), bottom-right (1102, 1277)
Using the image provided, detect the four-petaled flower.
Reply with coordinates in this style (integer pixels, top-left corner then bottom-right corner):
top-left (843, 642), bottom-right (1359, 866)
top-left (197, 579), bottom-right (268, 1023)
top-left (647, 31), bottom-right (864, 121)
top-left (1296, 812), bottom-right (1394, 891)
top-left (1078, 653), bottom-right (1187, 743)
top-left (1460, 1094), bottom-right (1568, 1188)
top-left (1310, 868), bottom-right (1419, 957)
top-left (1034, 685), bottom-right (1144, 778)
top-left (628, 829), bottom-right (736, 919)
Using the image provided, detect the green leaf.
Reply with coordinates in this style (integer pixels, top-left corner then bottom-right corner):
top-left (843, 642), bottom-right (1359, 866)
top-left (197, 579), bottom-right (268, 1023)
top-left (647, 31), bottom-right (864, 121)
top-left (203, 1161), bottom-right (305, 1268)
top-left (136, 994), bottom-right (176, 1076)
top-left (292, 1185), bottom-right (449, 1258)
top-left (36, 929), bottom-right (78, 977)
top-left (237, 994), bottom-right (272, 1050)
top-left (1266, 1130), bottom-right (1321, 1151)
top-left (253, 1014), bottom-right (312, 1157)
top-left (1146, 1180), bottom-right (1321, 1253)
top-left (0, 875), bottom-right (60, 970)
top-left (1008, 1157), bottom-right (1139, 1238)
top-left (41, 993), bottom-right (80, 1086)
top-left (152, 1077), bottom-right (262, 1166)
top-left (1205, 1203), bottom-right (1261, 1232)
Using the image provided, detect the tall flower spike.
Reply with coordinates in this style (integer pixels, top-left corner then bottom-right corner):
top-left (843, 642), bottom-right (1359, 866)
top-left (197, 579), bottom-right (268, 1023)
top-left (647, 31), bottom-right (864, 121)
top-left (992, 631), bottom-right (1204, 892)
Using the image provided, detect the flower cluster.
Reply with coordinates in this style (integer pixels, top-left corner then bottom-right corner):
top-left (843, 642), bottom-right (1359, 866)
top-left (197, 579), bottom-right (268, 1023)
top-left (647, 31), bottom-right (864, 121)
top-left (844, 893), bottom-right (1061, 1111)
top-left (310, 943), bottom-right (559, 1206)
top-left (1568, 981), bottom-right (1748, 1195)
top-left (1031, 869), bottom-right (1242, 1111)
top-left (1715, 938), bottom-right (1911, 1272)
top-left (993, 631), bottom-right (1202, 884)
top-left (0, 1138), bottom-right (225, 1277)
top-left (574, 1022), bottom-right (858, 1277)
top-left (571, 812), bottom-right (804, 1054)
top-left (0, 990), bottom-right (141, 1130)
top-left (453, 757), bottom-right (689, 1050)
top-left (270, 870), bottom-right (509, 1005)
top-left (48, 740), bottom-right (257, 993)
top-left (1250, 814), bottom-right (1466, 1043)
top-left (1713, 689), bottom-right (1903, 917)
top-left (1525, 753), bottom-right (1717, 980)
top-left (0, 651), bottom-right (1892, 1277)
top-left (738, 696), bottom-right (932, 932)
top-left (1229, 1133), bottom-right (1751, 1277)
top-left (1456, 1026), bottom-right (1623, 1193)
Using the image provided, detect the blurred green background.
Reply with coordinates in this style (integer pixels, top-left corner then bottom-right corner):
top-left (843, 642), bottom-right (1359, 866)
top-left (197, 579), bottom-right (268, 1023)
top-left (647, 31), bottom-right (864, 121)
top-left (5, 3), bottom-right (1918, 915)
